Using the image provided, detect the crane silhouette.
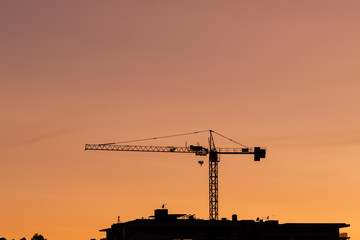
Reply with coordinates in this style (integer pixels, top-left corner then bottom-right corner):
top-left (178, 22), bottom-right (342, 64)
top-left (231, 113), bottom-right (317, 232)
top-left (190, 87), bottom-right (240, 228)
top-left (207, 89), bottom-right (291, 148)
top-left (85, 130), bottom-right (266, 220)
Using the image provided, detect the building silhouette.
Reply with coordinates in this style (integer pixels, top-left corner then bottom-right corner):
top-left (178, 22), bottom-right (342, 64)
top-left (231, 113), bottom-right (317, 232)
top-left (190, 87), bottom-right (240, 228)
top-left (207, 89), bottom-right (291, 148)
top-left (100, 209), bottom-right (350, 240)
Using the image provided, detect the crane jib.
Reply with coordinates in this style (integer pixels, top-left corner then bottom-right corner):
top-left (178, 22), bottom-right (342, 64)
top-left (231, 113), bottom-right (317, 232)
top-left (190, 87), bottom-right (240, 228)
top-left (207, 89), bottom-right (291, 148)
top-left (85, 144), bottom-right (209, 155)
top-left (85, 144), bottom-right (265, 159)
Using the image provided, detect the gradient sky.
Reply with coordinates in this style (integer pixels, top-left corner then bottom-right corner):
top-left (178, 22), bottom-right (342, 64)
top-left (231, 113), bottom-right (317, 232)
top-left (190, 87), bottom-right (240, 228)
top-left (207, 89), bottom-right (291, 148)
top-left (1, 1), bottom-right (360, 240)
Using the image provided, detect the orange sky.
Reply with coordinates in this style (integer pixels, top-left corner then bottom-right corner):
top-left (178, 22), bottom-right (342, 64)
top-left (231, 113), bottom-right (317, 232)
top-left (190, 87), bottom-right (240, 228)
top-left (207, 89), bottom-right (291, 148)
top-left (1, 1), bottom-right (359, 240)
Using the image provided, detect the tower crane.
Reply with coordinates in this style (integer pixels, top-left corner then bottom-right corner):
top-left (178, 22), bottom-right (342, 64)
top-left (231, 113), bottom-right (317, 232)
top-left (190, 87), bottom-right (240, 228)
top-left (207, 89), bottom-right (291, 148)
top-left (85, 130), bottom-right (266, 220)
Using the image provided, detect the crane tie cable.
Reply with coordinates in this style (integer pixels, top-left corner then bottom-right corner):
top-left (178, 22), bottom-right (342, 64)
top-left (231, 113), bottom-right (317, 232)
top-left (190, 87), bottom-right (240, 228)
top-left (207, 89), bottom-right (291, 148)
top-left (100, 130), bottom-right (248, 148)
top-left (100, 130), bottom-right (209, 145)
top-left (212, 130), bottom-right (248, 148)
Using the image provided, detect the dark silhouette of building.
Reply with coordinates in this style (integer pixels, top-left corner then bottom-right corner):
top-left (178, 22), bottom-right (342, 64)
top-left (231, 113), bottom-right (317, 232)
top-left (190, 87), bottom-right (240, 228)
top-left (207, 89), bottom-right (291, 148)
top-left (100, 209), bottom-right (350, 240)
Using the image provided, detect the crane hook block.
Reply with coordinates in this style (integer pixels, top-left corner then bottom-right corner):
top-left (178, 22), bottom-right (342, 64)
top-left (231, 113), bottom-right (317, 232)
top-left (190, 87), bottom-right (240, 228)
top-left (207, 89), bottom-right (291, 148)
top-left (254, 147), bottom-right (266, 161)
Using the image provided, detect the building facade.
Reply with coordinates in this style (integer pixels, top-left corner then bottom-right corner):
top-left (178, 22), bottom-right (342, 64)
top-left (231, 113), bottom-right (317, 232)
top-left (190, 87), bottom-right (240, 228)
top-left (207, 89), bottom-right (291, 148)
top-left (100, 209), bottom-right (350, 240)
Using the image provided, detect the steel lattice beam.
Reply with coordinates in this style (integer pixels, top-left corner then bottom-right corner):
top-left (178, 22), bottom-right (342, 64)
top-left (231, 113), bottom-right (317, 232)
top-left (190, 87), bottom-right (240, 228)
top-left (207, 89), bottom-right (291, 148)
top-left (85, 144), bottom-right (210, 155)
top-left (209, 157), bottom-right (219, 220)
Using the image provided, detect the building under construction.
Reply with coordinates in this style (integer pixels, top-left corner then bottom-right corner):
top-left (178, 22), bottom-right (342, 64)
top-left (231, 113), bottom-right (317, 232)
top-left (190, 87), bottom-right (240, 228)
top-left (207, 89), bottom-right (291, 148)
top-left (100, 208), bottom-right (350, 240)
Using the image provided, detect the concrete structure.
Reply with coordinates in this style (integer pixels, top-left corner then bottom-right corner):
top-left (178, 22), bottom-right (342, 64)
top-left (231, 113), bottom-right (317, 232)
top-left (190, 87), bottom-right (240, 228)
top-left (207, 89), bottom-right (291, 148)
top-left (100, 209), bottom-right (350, 240)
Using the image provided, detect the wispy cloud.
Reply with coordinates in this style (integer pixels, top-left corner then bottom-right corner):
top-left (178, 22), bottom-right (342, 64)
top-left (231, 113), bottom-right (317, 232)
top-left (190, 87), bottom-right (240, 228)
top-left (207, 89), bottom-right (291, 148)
top-left (0, 128), bottom-right (74, 153)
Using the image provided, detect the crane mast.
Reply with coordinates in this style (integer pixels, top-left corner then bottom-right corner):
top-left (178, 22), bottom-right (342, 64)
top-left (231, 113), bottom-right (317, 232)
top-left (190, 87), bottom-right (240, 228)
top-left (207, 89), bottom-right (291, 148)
top-left (208, 130), bottom-right (219, 220)
top-left (85, 130), bottom-right (266, 220)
